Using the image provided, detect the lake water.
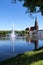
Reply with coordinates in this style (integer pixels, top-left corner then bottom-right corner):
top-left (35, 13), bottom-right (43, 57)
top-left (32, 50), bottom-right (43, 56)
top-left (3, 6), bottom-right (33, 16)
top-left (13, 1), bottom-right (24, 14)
top-left (0, 35), bottom-right (43, 61)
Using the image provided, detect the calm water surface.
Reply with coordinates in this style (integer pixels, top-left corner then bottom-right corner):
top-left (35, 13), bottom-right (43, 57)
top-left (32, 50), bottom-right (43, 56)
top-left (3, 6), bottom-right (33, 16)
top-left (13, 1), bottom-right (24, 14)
top-left (0, 36), bottom-right (43, 61)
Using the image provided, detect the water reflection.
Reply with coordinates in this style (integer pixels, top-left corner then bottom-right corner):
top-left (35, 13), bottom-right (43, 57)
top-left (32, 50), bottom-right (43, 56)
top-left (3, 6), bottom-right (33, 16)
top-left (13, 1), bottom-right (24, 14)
top-left (11, 37), bottom-right (15, 52)
top-left (0, 35), bottom-right (43, 51)
top-left (0, 35), bottom-right (43, 61)
top-left (0, 37), bottom-right (10, 40)
top-left (26, 36), bottom-right (38, 50)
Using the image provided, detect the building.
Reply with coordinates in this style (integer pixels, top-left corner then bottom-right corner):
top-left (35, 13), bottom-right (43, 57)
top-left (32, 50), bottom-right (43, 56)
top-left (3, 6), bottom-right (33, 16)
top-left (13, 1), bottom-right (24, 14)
top-left (25, 17), bottom-right (43, 35)
top-left (38, 30), bottom-right (43, 35)
top-left (30, 17), bottom-right (38, 34)
top-left (25, 17), bottom-right (39, 35)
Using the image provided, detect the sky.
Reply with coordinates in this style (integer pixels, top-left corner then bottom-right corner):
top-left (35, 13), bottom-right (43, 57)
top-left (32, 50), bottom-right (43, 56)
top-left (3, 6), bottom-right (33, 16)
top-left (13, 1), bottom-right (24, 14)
top-left (0, 0), bottom-right (43, 30)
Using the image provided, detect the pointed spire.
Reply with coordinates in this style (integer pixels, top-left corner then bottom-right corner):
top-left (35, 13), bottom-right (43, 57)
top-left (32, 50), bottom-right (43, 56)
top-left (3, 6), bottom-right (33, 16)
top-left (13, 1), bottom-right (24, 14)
top-left (34, 17), bottom-right (38, 30)
top-left (35, 16), bottom-right (37, 22)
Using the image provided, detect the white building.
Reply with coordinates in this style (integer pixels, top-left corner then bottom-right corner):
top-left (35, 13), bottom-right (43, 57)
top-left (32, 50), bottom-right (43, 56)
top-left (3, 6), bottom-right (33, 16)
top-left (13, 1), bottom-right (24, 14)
top-left (38, 30), bottom-right (43, 35)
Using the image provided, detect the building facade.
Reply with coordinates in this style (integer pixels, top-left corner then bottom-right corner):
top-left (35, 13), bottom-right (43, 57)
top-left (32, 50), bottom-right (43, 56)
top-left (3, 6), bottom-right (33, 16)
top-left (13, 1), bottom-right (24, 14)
top-left (30, 17), bottom-right (38, 34)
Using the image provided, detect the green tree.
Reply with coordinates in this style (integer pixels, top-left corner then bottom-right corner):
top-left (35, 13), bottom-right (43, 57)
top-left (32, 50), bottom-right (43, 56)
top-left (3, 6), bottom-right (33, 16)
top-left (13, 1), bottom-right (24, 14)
top-left (12, 0), bottom-right (43, 15)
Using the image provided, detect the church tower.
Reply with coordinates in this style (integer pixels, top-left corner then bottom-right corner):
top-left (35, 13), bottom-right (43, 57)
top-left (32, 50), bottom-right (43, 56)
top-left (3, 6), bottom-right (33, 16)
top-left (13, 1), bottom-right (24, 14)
top-left (34, 17), bottom-right (38, 31)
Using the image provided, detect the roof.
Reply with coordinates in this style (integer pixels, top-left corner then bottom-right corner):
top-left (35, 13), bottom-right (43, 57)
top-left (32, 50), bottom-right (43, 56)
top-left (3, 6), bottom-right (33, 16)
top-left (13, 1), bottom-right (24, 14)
top-left (30, 27), bottom-right (35, 31)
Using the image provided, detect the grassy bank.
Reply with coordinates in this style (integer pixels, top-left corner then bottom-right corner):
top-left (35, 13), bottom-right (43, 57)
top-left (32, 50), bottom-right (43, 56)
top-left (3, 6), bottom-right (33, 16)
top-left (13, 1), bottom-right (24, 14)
top-left (0, 48), bottom-right (43, 65)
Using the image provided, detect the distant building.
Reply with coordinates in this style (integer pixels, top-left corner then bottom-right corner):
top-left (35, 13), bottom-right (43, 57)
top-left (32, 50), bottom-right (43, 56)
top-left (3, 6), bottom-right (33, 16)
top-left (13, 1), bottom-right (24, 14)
top-left (30, 17), bottom-right (38, 31)
top-left (38, 30), bottom-right (43, 35)
top-left (25, 17), bottom-right (43, 35)
top-left (30, 17), bottom-right (38, 34)
top-left (34, 17), bottom-right (38, 30)
top-left (30, 27), bottom-right (35, 31)
top-left (25, 17), bottom-right (39, 34)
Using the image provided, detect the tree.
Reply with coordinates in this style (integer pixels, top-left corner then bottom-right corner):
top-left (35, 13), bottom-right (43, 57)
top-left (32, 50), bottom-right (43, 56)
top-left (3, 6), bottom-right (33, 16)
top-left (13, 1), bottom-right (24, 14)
top-left (12, 0), bottom-right (43, 15)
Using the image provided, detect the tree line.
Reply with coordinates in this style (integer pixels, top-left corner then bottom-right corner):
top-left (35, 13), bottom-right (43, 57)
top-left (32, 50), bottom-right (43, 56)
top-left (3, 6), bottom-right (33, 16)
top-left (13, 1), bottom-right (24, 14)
top-left (0, 30), bottom-right (29, 37)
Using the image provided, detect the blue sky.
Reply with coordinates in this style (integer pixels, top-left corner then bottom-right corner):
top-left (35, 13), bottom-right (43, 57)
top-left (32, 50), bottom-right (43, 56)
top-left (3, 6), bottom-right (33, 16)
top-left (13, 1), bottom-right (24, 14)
top-left (0, 0), bottom-right (43, 30)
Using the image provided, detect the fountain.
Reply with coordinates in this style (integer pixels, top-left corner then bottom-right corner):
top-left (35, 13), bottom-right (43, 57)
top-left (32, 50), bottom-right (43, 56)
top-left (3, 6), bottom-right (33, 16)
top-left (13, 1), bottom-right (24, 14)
top-left (11, 24), bottom-right (15, 38)
top-left (11, 24), bottom-right (15, 52)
